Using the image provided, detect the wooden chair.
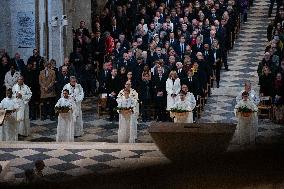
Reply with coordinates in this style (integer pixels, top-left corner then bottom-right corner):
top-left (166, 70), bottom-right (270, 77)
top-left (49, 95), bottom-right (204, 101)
top-left (258, 96), bottom-right (273, 119)
top-left (196, 95), bottom-right (203, 118)
top-left (97, 93), bottom-right (108, 118)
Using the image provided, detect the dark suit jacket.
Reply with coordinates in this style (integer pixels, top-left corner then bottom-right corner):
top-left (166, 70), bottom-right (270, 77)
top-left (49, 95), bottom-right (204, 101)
top-left (203, 50), bottom-right (215, 66)
top-left (192, 43), bottom-right (204, 54)
top-left (56, 73), bottom-right (70, 93)
top-left (152, 74), bottom-right (167, 95)
top-left (177, 69), bottom-right (187, 80)
top-left (106, 76), bottom-right (121, 95)
top-left (181, 76), bottom-right (201, 98)
top-left (174, 43), bottom-right (186, 59)
top-left (11, 58), bottom-right (26, 73)
top-left (98, 70), bottom-right (111, 93)
top-left (139, 80), bottom-right (153, 101)
top-left (212, 48), bottom-right (222, 68)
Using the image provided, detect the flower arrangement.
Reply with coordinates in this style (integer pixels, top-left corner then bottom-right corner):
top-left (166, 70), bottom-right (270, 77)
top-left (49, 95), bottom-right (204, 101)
top-left (238, 106), bottom-right (254, 117)
top-left (170, 107), bottom-right (190, 113)
top-left (115, 107), bottom-right (133, 111)
top-left (55, 106), bottom-right (71, 113)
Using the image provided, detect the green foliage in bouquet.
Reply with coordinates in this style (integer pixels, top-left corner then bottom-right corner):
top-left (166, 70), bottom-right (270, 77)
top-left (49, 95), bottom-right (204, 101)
top-left (238, 106), bottom-right (253, 113)
top-left (55, 106), bottom-right (71, 113)
top-left (114, 107), bottom-right (133, 111)
top-left (170, 107), bottom-right (189, 113)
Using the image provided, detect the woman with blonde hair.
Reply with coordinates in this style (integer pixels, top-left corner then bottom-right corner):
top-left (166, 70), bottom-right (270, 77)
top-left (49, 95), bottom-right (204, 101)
top-left (166, 71), bottom-right (181, 110)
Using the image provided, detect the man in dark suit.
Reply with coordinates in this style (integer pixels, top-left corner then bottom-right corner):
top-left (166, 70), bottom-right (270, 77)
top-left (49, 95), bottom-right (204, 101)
top-left (139, 72), bottom-right (153, 122)
top-left (56, 66), bottom-right (70, 97)
top-left (168, 31), bottom-right (178, 48)
top-left (176, 62), bottom-right (187, 80)
top-left (182, 69), bottom-right (200, 98)
top-left (208, 8), bottom-right (220, 23)
top-left (212, 43), bottom-right (223, 88)
top-left (22, 62), bottom-right (40, 120)
top-left (90, 30), bottom-right (105, 64)
top-left (98, 62), bottom-right (111, 93)
top-left (118, 33), bottom-right (130, 51)
top-left (204, 30), bottom-right (218, 49)
top-left (110, 18), bottom-right (121, 40)
top-left (202, 43), bottom-right (215, 67)
top-left (11, 53), bottom-right (26, 74)
top-left (76, 20), bottom-right (90, 38)
top-left (152, 46), bottom-right (168, 64)
top-left (27, 49), bottom-right (45, 74)
top-left (106, 68), bottom-right (121, 121)
top-left (192, 36), bottom-right (204, 55)
top-left (118, 52), bottom-right (135, 72)
top-left (175, 35), bottom-right (186, 60)
top-left (152, 67), bottom-right (167, 121)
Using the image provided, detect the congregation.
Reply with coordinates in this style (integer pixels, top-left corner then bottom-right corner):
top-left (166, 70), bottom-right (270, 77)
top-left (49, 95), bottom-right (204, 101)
top-left (0, 0), bottom-right (283, 142)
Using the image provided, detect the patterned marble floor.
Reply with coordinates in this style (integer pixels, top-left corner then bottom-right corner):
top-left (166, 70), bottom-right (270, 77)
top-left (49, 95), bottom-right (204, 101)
top-left (0, 143), bottom-right (169, 183)
top-left (1, 0), bottom-right (284, 184)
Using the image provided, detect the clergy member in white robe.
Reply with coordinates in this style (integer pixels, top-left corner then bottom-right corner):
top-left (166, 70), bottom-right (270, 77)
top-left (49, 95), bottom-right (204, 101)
top-left (166, 71), bottom-right (181, 110)
top-left (12, 76), bottom-right (32, 136)
top-left (234, 91), bottom-right (258, 146)
top-left (172, 91), bottom-right (194, 123)
top-left (116, 89), bottom-right (137, 143)
top-left (117, 81), bottom-right (139, 142)
top-left (4, 65), bottom-right (21, 90)
top-left (236, 82), bottom-right (260, 105)
top-left (55, 89), bottom-right (75, 142)
top-left (62, 76), bottom-right (84, 137)
top-left (0, 89), bottom-right (19, 141)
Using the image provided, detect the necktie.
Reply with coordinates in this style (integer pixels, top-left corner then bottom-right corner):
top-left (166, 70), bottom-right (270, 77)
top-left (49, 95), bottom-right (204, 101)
top-left (181, 44), bottom-right (184, 54)
top-left (189, 77), bottom-right (192, 82)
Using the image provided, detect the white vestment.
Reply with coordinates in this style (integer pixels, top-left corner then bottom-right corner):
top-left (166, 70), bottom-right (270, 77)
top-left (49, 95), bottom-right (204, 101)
top-left (116, 97), bottom-right (137, 143)
top-left (166, 78), bottom-right (181, 110)
top-left (117, 89), bottom-right (139, 142)
top-left (12, 83), bottom-right (32, 136)
top-left (172, 99), bottom-right (193, 123)
top-left (234, 99), bottom-right (258, 146)
top-left (186, 92), bottom-right (196, 110)
top-left (4, 71), bottom-right (21, 89)
top-left (62, 83), bottom-right (84, 137)
top-left (0, 98), bottom-right (19, 141)
top-left (236, 89), bottom-right (260, 105)
top-left (55, 97), bottom-right (75, 142)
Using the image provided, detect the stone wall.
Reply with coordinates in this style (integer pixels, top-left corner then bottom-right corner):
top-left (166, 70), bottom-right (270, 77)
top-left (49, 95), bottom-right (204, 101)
top-left (0, 0), bottom-right (35, 62)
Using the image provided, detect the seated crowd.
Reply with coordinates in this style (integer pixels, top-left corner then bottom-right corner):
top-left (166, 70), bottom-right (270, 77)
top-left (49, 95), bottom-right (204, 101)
top-left (0, 0), bottom-right (246, 123)
top-left (258, 9), bottom-right (284, 122)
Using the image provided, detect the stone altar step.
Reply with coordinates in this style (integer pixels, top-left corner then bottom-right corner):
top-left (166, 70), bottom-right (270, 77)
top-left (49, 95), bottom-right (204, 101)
top-left (0, 161), bottom-right (15, 183)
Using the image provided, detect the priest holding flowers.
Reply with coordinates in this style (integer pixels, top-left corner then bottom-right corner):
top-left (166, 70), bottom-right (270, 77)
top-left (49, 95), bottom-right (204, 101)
top-left (62, 76), bottom-right (84, 137)
top-left (0, 89), bottom-right (19, 141)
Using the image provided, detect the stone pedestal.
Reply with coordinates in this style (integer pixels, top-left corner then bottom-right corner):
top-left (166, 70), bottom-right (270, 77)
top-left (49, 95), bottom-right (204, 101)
top-left (149, 122), bottom-right (236, 161)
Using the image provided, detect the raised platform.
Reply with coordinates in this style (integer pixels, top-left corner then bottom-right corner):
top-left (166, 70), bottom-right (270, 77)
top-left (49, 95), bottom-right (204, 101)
top-left (149, 122), bottom-right (236, 161)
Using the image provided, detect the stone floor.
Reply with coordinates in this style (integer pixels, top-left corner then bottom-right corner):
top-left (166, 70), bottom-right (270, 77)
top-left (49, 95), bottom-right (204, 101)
top-left (1, 0), bottom-right (284, 185)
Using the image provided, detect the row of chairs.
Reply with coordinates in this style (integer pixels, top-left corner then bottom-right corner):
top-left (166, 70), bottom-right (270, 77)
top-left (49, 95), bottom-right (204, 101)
top-left (257, 96), bottom-right (283, 123)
